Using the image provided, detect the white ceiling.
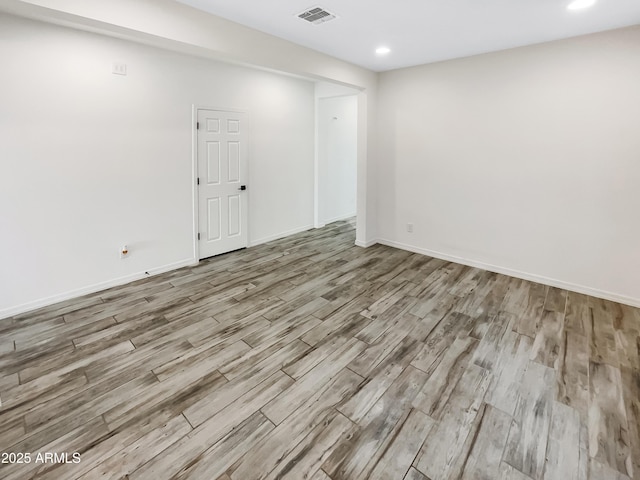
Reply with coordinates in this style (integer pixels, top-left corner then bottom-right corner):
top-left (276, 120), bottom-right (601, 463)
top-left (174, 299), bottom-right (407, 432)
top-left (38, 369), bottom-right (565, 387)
top-left (176, 0), bottom-right (640, 72)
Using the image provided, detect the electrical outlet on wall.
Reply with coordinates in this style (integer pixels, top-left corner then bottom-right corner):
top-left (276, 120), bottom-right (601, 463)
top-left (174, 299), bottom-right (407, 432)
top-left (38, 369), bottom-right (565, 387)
top-left (112, 63), bottom-right (127, 76)
top-left (406, 223), bottom-right (414, 233)
top-left (120, 245), bottom-right (129, 258)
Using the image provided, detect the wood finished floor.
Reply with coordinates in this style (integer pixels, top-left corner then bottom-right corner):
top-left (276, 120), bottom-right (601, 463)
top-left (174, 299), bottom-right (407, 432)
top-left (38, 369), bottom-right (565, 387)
top-left (1, 220), bottom-right (639, 480)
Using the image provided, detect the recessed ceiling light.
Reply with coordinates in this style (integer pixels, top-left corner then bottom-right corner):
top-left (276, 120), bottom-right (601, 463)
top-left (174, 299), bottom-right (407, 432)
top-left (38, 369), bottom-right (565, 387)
top-left (376, 47), bottom-right (391, 55)
top-left (567, 0), bottom-right (596, 10)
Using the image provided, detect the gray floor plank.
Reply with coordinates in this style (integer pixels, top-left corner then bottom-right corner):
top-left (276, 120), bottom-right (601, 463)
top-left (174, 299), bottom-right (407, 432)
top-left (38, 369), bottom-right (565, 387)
top-left (0, 219), bottom-right (638, 480)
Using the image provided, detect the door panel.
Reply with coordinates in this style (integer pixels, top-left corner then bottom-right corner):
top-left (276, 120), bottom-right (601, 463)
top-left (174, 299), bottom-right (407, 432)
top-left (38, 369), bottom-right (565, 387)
top-left (228, 195), bottom-right (241, 237)
top-left (228, 142), bottom-right (240, 182)
top-left (207, 142), bottom-right (221, 184)
top-left (207, 198), bottom-right (221, 241)
top-left (197, 109), bottom-right (248, 259)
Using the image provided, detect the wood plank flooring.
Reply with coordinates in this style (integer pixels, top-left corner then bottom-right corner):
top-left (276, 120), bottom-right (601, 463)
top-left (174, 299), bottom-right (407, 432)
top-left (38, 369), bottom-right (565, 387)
top-left (1, 219), bottom-right (639, 480)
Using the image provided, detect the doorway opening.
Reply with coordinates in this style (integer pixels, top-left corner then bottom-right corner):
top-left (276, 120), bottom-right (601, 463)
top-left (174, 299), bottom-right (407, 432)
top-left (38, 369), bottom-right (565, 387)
top-left (315, 82), bottom-right (359, 229)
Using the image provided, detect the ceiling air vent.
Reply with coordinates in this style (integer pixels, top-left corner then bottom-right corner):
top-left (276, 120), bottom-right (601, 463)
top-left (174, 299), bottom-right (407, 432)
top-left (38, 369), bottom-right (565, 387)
top-left (297, 6), bottom-right (337, 25)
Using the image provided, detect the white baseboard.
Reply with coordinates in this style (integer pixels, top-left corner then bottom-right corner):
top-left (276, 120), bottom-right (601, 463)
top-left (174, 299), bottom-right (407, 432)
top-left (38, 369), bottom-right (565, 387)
top-left (249, 224), bottom-right (314, 248)
top-left (377, 238), bottom-right (640, 308)
top-left (321, 213), bottom-right (357, 225)
top-left (0, 258), bottom-right (197, 320)
top-left (8, 234), bottom-right (636, 319)
top-left (3, 224), bottom-right (322, 319)
top-left (355, 238), bottom-right (378, 248)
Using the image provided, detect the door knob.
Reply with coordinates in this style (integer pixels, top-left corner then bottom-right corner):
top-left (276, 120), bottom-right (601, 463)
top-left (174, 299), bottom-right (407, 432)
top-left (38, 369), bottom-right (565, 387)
top-left (239, 185), bottom-right (247, 191)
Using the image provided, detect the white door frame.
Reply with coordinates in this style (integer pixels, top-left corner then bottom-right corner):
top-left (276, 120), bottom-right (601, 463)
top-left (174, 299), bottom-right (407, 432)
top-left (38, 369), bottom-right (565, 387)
top-left (192, 105), bottom-right (249, 262)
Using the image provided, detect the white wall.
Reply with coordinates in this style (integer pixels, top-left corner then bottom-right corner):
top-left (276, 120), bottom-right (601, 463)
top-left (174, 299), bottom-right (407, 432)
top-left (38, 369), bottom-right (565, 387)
top-left (0, 13), bottom-right (314, 317)
top-left (0, 0), bottom-right (380, 248)
top-left (317, 96), bottom-right (358, 225)
top-left (377, 26), bottom-right (640, 306)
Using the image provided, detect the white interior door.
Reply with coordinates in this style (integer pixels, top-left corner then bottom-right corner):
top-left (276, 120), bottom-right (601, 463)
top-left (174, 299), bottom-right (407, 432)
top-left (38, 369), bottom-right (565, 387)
top-left (197, 109), bottom-right (248, 259)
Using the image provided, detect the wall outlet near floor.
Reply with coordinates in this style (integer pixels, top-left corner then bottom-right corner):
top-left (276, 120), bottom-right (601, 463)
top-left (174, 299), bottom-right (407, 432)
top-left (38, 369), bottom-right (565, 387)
top-left (406, 223), bottom-right (414, 233)
top-left (120, 245), bottom-right (129, 258)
